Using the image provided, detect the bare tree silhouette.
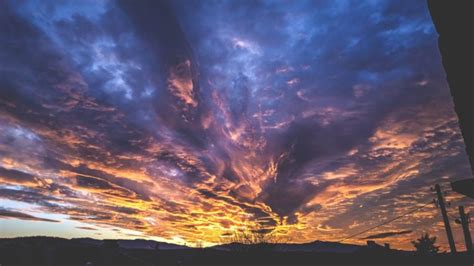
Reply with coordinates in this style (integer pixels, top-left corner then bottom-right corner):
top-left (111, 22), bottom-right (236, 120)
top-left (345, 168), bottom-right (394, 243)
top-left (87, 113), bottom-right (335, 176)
top-left (222, 224), bottom-right (279, 252)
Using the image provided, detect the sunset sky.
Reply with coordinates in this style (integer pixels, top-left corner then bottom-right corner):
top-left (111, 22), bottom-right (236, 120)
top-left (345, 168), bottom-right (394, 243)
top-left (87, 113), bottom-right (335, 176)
top-left (0, 0), bottom-right (472, 251)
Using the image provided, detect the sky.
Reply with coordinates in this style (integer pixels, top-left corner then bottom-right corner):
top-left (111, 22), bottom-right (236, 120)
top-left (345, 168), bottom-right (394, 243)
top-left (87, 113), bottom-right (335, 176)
top-left (0, 0), bottom-right (472, 250)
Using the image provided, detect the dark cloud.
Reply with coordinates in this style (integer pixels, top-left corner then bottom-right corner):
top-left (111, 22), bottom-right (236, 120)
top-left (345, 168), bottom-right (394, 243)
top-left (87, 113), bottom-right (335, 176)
top-left (75, 174), bottom-right (115, 190)
top-left (0, 208), bottom-right (59, 223)
top-left (0, 167), bottom-right (37, 184)
top-left (362, 230), bottom-right (413, 240)
top-left (0, 188), bottom-right (59, 207)
top-left (76, 226), bottom-right (97, 231)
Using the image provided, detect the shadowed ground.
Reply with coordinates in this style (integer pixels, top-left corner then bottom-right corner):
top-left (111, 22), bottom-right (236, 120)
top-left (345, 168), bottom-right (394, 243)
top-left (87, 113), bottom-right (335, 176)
top-left (0, 237), bottom-right (471, 265)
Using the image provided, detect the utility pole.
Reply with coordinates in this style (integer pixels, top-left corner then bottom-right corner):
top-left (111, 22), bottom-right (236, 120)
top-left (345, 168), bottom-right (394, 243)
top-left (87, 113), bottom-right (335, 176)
top-left (458, 206), bottom-right (472, 253)
top-left (435, 184), bottom-right (457, 254)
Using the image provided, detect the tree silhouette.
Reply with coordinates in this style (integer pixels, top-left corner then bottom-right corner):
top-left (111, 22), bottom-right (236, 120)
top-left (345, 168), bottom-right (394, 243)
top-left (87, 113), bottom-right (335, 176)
top-left (411, 233), bottom-right (439, 255)
top-left (221, 223), bottom-right (279, 252)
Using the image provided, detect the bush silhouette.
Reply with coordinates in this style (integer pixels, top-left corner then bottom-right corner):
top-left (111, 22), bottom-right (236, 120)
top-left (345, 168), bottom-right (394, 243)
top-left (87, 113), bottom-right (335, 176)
top-left (411, 233), bottom-right (439, 255)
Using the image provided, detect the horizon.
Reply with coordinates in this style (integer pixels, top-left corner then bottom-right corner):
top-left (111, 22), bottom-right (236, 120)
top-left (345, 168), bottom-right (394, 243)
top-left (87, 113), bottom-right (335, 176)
top-left (0, 235), bottom-right (419, 250)
top-left (0, 0), bottom-right (472, 252)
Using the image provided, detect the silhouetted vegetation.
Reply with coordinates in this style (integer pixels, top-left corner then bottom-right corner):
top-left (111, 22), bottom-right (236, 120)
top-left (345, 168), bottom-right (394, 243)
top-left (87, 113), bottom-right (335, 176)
top-left (222, 224), bottom-right (280, 252)
top-left (412, 233), bottom-right (440, 255)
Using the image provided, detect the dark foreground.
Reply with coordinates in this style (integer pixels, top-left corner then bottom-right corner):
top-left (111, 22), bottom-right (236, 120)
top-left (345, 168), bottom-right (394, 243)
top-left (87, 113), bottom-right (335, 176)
top-left (0, 237), bottom-right (472, 266)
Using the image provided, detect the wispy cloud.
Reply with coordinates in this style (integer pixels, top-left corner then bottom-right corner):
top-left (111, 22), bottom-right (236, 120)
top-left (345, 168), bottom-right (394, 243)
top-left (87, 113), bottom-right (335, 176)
top-left (0, 208), bottom-right (59, 223)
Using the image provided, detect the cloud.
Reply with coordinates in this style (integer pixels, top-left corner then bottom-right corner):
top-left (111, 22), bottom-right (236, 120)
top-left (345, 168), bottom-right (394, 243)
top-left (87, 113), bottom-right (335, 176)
top-left (0, 167), bottom-right (38, 185)
top-left (0, 208), bottom-right (59, 223)
top-left (76, 226), bottom-right (97, 231)
top-left (362, 230), bottom-right (413, 240)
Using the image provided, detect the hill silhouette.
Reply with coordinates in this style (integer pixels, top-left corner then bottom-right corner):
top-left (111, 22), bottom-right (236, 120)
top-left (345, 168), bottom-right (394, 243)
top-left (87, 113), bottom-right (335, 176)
top-left (0, 236), bottom-right (471, 265)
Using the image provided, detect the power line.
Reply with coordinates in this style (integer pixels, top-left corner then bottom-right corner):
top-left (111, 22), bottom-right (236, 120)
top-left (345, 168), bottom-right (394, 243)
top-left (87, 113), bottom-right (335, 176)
top-left (340, 200), bottom-right (433, 242)
top-left (339, 180), bottom-right (462, 243)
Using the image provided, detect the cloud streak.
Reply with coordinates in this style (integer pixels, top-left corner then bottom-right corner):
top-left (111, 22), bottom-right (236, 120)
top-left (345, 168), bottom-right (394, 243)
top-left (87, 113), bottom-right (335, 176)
top-left (362, 230), bottom-right (413, 240)
top-left (0, 208), bottom-right (59, 223)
